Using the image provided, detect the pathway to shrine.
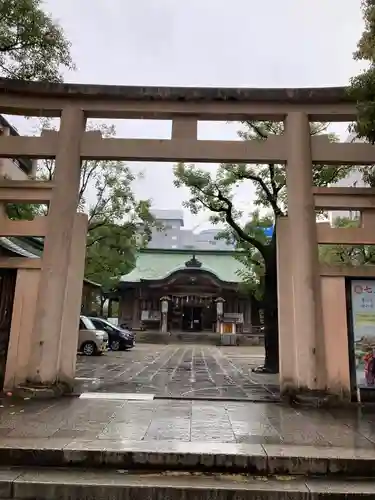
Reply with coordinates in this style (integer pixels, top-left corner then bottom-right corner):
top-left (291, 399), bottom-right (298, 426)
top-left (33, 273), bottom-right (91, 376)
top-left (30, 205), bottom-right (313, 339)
top-left (74, 345), bottom-right (279, 402)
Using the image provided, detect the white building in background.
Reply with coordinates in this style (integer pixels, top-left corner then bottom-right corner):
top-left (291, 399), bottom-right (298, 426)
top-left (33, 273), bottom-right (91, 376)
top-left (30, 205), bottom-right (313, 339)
top-left (148, 209), bottom-right (235, 251)
top-left (328, 133), bottom-right (365, 224)
top-left (0, 116), bottom-right (35, 180)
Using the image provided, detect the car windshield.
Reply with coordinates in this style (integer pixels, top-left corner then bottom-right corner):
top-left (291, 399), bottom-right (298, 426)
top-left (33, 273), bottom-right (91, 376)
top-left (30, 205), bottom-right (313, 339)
top-left (105, 320), bottom-right (126, 332)
top-left (90, 318), bottom-right (116, 331)
top-left (81, 316), bottom-right (98, 330)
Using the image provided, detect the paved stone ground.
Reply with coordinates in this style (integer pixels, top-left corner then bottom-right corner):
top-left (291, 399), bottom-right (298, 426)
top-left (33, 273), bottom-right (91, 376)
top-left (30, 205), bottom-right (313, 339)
top-left (0, 396), bottom-right (374, 448)
top-left (75, 345), bottom-right (279, 401)
top-left (1, 344), bottom-right (372, 459)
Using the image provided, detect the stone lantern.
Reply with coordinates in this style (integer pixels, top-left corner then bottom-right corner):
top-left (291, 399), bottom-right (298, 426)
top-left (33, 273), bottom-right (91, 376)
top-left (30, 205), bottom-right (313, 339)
top-left (160, 296), bottom-right (170, 333)
top-left (214, 297), bottom-right (225, 333)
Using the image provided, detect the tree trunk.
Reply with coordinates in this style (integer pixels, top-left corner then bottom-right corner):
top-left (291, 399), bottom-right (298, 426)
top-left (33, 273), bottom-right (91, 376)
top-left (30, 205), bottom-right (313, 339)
top-left (250, 296), bottom-right (261, 327)
top-left (263, 246), bottom-right (279, 373)
top-left (107, 299), bottom-right (113, 319)
top-left (253, 238), bottom-right (279, 374)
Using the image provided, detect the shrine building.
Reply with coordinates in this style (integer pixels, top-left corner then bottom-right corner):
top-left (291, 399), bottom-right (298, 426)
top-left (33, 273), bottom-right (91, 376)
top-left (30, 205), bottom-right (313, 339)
top-left (113, 210), bottom-right (255, 333)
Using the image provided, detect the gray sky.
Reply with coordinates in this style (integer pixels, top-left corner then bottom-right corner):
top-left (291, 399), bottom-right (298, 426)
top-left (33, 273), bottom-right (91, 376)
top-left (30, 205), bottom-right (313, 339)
top-left (14, 0), bottom-right (369, 228)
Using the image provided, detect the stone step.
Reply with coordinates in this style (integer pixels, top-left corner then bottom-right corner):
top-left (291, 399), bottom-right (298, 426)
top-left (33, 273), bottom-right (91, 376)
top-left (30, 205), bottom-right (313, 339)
top-left (0, 441), bottom-right (374, 477)
top-left (135, 332), bottom-right (263, 345)
top-left (1, 467), bottom-right (375, 499)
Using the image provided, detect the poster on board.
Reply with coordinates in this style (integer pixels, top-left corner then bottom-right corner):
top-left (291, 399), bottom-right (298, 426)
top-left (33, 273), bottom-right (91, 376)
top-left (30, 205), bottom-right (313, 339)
top-left (351, 280), bottom-right (375, 389)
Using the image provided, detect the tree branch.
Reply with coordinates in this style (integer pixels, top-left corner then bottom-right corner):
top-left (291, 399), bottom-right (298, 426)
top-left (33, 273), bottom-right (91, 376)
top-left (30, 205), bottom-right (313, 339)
top-left (0, 39), bottom-right (39, 53)
top-left (86, 234), bottom-right (107, 247)
top-left (245, 122), bottom-right (268, 139)
top-left (79, 161), bottom-right (98, 203)
top-left (192, 184), bottom-right (266, 255)
top-left (242, 255), bottom-right (264, 269)
top-left (268, 164), bottom-right (281, 198)
top-left (232, 169), bottom-right (284, 217)
top-left (87, 220), bottom-right (109, 233)
top-left (214, 187), bottom-right (269, 259)
top-left (313, 165), bottom-right (350, 186)
top-left (87, 179), bottom-right (112, 224)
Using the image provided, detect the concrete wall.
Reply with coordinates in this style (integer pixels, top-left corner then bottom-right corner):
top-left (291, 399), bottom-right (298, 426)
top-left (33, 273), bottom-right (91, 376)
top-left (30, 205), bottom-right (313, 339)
top-left (4, 262), bottom-right (85, 391)
top-left (2, 213), bottom-right (87, 392)
top-left (278, 258), bottom-right (352, 399)
top-left (321, 276), bottom-right (351, 398)
top-left (4, 269), bottom-right (40, 390)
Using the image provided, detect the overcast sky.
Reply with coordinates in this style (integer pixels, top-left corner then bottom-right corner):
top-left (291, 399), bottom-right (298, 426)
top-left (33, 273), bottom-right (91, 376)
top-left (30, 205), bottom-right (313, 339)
top-left (14, 0), bottom-right (368, 228)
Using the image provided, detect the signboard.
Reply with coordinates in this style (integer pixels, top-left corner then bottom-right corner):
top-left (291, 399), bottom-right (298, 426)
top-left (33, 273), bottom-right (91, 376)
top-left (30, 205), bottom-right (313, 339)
top-left (141, 310), bottom-right (161, 321)
top-left (351, 280), bottom-right (375, 388)
top-left (255, 226), bottom-right (274, 238)
top-left (262, 226), bottom-right (274, 238)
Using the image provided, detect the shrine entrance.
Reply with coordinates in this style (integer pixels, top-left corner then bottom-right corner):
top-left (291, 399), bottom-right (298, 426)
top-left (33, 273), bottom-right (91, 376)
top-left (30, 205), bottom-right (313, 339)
top-left (0, 79), bottom-right (371, 402)
top-left (170, 294), bottom-right (216, 332)
top-left (182, 305), bottom-right (202, 332)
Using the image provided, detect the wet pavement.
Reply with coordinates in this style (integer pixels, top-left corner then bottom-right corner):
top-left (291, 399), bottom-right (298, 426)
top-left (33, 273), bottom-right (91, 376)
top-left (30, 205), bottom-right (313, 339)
top-left (75, 345), bottom-right (279, 401)
top-left (0, 396), bottom-right (374, 448)
top-left (0, 344), bottom-right (374, 461)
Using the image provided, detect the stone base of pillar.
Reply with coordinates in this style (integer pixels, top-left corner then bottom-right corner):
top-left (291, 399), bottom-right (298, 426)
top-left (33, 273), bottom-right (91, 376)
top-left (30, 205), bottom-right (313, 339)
top-left (11, 381), bottom-right (73, 399)
top-left (281, 387), bottom-right (351, 408)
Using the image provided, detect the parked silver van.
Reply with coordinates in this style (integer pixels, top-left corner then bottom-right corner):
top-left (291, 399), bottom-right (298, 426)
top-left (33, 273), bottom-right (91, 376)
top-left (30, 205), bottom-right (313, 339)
top-left (78, 315), bottom-right (108, 356)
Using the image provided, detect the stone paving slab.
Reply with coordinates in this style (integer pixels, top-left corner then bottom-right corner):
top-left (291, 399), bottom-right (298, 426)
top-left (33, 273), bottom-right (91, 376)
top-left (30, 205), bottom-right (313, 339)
top-left (0, 440), bottom-right (375, 476)
top-left (0, 398), bottom-right (373, 475)
top-left (0, 397), bottom-right (375, 448)
top-left (75, 345), bottom-right (279, 401)
top-left (1, 468), bottom-right (375, 500)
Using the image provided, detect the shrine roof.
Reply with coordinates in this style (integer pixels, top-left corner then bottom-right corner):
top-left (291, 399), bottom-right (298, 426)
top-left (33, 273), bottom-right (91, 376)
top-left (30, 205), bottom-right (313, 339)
top-left (120, 248), bottom-right (247, 284)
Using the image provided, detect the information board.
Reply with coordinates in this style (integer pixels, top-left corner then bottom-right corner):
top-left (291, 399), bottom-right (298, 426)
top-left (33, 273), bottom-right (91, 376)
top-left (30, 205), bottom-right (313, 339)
top-left (351, 280), bottom-right (375, 388)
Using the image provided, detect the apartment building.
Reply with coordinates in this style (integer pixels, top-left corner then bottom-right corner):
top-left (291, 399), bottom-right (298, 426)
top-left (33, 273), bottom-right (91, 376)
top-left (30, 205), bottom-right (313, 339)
top-left (148, 209), bottom-right (235, 251)
top-left (0, 116), bottom-right (36, 180)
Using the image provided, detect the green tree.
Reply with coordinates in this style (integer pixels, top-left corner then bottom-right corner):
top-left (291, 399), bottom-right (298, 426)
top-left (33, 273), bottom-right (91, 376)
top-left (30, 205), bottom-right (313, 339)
top-left (226, 211), bottom-right (273, 330)
top-left (320, 163), bottom-right (375, 265)
top-left (174, 121), bottom-right (350, 373)
top-left (218, 209), bottom-right (271, 308)
top-left (0, 0), bottom-right (74, 81)
top-left (320, 215), bottom-right (375, 265)
top-left (6, 200), bottom-right (36, 220)
top-left (24, 121), bottom-right (153, 291)
top-left (350, 0), bottom-right (375, 142)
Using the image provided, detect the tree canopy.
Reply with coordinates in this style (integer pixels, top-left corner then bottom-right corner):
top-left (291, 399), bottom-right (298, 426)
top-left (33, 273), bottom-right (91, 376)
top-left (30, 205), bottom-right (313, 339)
top-left (350, 0), bottom-right (375, 142)
top-left (320, 165), bottom-right (375, 267)
top-left (174, 121), bottom-right (351, 372)
top-left (175, 121), bottom-right (348, 278)
top-left (10, 121), bottom-right (153, 291)
top-left (320, 216), bottom-right (375, 266)
top-left (0, 0), bottom-right (74, 81)
top-left (48, 122), bottom-right (153, 290)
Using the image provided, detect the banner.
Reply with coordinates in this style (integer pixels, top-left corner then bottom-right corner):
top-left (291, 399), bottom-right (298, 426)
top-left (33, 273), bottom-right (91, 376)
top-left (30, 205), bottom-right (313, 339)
top-left (351, 280), bottom-right (375, 389)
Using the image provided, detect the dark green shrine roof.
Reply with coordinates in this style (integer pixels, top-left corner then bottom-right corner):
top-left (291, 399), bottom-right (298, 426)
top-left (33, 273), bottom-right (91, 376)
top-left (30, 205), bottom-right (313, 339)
top-left (120, 248), bottom-right (247, 284)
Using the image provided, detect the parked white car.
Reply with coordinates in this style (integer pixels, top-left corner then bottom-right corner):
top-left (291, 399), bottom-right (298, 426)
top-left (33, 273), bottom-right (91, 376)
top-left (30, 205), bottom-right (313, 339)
top-left (78, 315), bottom-right (108, 356)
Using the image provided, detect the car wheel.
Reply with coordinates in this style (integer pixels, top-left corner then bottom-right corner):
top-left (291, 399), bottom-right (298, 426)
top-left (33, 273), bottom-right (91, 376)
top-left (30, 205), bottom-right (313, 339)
top-left (111, 340), bottom-right (120, 351)
top-left (81, 341), bottom-right (97, 356)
